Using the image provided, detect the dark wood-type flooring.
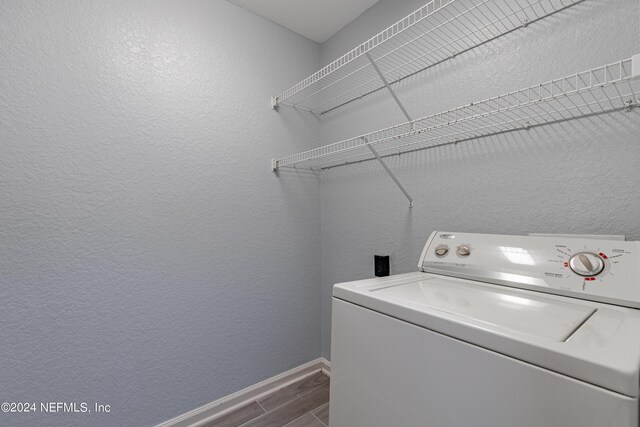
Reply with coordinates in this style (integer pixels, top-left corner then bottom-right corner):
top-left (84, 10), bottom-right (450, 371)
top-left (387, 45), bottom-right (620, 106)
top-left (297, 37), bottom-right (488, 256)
top-left (202, 371), bottom-right (330, 427)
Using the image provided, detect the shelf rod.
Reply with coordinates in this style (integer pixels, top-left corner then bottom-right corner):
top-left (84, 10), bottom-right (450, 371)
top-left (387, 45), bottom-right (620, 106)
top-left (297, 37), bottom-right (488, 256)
top-left (365, 52), bottom-right (413, 122)
top-left (365, 138), bottom-right (414, 208)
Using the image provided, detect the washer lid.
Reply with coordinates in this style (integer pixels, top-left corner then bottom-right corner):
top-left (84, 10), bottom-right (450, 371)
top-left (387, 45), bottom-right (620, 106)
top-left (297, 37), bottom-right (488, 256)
top-left (333, 272), bottom-right (640, 397)
top-left (372, 277), bottom-right (595, 342)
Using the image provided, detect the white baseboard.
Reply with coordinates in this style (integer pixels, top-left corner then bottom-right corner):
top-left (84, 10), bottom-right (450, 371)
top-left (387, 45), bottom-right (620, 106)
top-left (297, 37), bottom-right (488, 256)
top-left (155, 358), bottom-right (330, 427)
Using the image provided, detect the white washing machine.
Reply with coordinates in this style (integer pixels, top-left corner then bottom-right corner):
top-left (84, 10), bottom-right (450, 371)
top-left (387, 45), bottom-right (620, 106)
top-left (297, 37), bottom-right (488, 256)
top-left (330, 232), bottom-right (640, 427)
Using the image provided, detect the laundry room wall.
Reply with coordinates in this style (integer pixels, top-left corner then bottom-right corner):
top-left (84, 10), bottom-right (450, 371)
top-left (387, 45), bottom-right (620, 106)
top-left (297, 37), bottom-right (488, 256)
top-left (0, 1), bottom-right (321, 426)
top-left (319, 0), bottom-right (640, 358)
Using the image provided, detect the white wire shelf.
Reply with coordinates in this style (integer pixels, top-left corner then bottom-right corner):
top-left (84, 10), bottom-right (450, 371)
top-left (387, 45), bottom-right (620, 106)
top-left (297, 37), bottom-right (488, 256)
top-left (273, 56), bottom-right (640, 171)
top-left (272, 0), bottom-right (584, 115)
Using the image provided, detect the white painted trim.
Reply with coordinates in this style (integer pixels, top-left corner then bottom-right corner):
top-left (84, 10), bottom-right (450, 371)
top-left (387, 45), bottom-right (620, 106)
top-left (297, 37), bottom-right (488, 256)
top-left (319, 357), bottom-right (330, 377)
top-left (155, 358), bottom-right (330, 427)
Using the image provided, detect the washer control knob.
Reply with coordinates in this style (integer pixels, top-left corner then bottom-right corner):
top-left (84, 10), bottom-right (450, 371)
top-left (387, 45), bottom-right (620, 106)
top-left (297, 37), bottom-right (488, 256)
top-left (457, 245), bottom-right (471, 257)
top-left (569, 252), bottom-right (605, 277)
top-left (434, 246), bottom-right (449, 257)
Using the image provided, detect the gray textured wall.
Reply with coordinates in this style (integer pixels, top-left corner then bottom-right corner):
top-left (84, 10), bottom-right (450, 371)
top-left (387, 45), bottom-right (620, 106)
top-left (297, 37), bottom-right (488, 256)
top-left (320, 0), bottom-right (640, 358)
top-left (0, 1), bottom-right (321, 426)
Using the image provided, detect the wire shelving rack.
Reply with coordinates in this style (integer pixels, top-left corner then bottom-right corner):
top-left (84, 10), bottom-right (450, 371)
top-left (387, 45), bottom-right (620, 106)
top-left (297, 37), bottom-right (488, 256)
top-left (271, 0), bottom-right (585, 115)
top-left (272, 57), bottom-right (640, 171)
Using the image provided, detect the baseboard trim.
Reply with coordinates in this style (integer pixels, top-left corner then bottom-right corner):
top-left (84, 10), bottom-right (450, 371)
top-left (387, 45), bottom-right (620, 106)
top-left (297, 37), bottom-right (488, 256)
top-left (155, 358), bottom-right (330, 427)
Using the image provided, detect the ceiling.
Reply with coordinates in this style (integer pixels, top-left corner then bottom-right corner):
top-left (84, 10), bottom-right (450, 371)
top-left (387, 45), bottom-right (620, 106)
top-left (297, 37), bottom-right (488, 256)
top-left (227, 0), bottom-right (380, 43)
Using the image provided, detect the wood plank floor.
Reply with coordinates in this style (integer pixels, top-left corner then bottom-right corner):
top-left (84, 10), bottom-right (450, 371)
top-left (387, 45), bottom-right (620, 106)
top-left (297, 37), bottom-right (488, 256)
top-left (202, 371), bottom-right (330, 427)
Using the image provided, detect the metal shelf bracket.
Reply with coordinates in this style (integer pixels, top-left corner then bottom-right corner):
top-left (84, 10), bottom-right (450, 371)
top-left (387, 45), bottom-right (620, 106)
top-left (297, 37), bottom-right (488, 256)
top-left (365, 138), bottom-right (414, 208)
top-left (365, 52), bottom-right (414, 207)
top-left (366, 52), bottom-right (413, 123)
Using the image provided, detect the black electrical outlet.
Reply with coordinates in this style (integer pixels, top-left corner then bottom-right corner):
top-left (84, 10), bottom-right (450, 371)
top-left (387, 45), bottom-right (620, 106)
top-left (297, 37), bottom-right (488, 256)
top-left (374, 255), bottom-right (390, 277)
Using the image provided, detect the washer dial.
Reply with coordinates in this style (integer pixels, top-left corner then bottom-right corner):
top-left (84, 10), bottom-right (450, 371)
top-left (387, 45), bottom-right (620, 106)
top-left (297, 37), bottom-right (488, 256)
top-left (434, 245), bottom-right (449, 257)
top-left (569, 252), bottom-right (605, 277)
top-left (457, 245), bottom-right (471, 257)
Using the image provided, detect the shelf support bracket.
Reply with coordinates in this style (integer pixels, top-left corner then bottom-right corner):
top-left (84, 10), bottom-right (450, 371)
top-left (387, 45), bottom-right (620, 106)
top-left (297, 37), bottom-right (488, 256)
top-left (364, 138), bottom-right (413, 208)
top-left (366, 52), bottom-right (413, 122)
top-left (365, 53), bottom-right (414, 207)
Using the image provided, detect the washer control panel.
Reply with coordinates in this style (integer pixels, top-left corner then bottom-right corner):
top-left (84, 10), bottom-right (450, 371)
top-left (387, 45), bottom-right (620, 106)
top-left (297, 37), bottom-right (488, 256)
top-left (419, 231), bottom-right (640, 308)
